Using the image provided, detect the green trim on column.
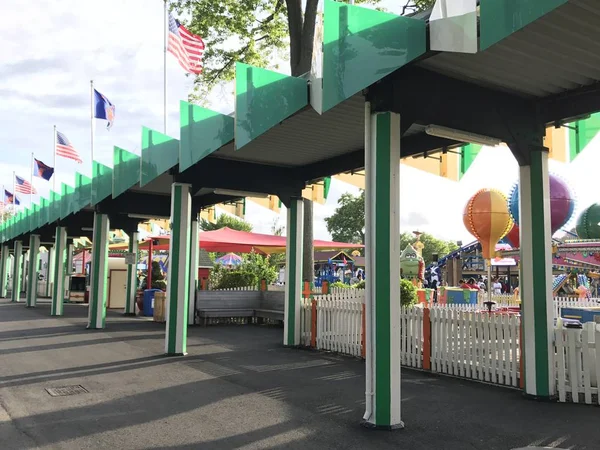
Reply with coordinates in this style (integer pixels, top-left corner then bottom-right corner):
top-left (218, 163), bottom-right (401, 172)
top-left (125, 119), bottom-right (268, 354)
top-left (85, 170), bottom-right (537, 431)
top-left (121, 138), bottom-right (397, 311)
top-left (374, 113), bottom-right (392, 426)
top-left (51, 227), bottom-right (66, 316)
top-left (12, 241), bottom-right (22, 303)
top-left (283, 199), bottom-right (303, 347)
top-left (124, 232), bottom-right (138, 315)
top-left (26, 235), bottom-right (40, 307)
top-left (88, 213), bottom-right (109, 329)
top-left (165, 183), bottom-right (192, 355)
top-left (188, 220), bottom-right (199, 325)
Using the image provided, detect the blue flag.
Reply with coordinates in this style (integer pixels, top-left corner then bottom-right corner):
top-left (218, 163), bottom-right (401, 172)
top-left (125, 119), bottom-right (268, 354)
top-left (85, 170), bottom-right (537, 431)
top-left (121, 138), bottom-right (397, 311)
top-left (93, 89), bottom-right (115, 130)
top-left (33, 158), bottom-right (54, 181)
top-left (4, 190), bottom-right (20, 206)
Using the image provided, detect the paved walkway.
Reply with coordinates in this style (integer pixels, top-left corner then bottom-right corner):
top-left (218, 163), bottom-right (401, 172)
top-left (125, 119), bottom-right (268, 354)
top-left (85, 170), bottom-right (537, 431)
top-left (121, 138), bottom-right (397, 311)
top-left (0, 299), bottom-right (598, 449)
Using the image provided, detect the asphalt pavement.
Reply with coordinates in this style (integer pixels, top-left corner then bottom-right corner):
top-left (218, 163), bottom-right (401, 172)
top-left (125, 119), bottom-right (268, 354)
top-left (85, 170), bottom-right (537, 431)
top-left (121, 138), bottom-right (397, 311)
top-left (0, 299), bottom-right (598, 449)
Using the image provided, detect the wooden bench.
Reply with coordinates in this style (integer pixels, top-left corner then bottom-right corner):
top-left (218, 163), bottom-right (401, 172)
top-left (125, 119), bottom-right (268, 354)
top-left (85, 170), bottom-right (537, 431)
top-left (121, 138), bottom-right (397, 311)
top-left (254, 308), bottom-right (284, 323)
top-left (195, 290), bottom-right (285, 325)
top-left (197, 308), bottom-right (256, 326)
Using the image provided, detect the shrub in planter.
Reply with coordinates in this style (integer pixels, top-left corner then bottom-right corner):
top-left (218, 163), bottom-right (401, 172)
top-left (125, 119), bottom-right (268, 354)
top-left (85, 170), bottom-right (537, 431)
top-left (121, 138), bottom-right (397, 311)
top-left (216, 271), bottom-right (258, 289)
top-left (400, 278), bottom-right (417, 307)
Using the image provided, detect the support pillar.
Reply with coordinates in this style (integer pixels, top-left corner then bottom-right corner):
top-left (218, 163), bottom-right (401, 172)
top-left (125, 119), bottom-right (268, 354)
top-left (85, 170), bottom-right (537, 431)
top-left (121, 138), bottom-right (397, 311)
top-left (46, 247), bottom-right (55, 297)
top-left (20, 250), bottom-right (27, 294)
top-left (283, 198), bottom-right (304, 347)
top-left (188, 218), bottom-right (199, 325)
top-left (11, 241), bottom-right (23, 302)
top-left (26, 235), bottom-right (40, 307)
top-left (0, 244), bottom-right (9, 298)
top-left (362, 106), bottom-right (402, 429)
top-left (87, 213), bottom-right (109, 329)
top-left (165, 183), bottom-right (192, 355)
top-left (51, 227), bottom-right (67, 316)
top-left (124, 231), bottom-right (139, 316)
top-left (518, 149), bottom-right (555, 399)
top-left (66, 243), bottom-right (74, 275)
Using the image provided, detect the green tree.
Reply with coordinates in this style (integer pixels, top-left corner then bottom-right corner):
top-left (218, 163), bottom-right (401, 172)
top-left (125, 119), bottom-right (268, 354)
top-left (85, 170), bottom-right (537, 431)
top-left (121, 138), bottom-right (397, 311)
top-left (400, 232), bottom-right (459, 266)
top-left (200, 213), bottom-right (253, 232)
top-left (325, 190), bottom-right (365, 244)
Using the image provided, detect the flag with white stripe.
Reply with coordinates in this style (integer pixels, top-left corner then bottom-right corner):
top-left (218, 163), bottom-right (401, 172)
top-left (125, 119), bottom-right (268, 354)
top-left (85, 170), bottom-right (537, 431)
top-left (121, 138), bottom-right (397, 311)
top-left (167, 13), bottom-right (205, 75)
top-left (56, 131), bottom-right (83, 164)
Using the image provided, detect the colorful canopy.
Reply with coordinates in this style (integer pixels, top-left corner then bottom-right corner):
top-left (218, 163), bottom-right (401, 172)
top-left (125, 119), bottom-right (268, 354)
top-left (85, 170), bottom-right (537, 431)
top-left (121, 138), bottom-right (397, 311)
top-left (215, 252), bottom-right (243, 266)
top-left (110, 227), bottom-right (364, 254)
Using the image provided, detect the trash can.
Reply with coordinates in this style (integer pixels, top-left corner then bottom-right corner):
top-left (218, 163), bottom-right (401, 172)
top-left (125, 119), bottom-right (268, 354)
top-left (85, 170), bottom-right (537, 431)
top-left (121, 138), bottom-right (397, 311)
top-left (153, 291), bottom-right (166, 322)
top-left (143, 289), bottom-right (161, 317)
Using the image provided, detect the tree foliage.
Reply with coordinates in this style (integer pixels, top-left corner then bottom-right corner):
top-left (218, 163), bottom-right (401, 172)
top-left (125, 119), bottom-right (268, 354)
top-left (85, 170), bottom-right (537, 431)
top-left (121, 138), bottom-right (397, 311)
top-left (199, 213), bottom-right (253, 232)
top-left (325, 190), bottom-right (365, 244)
top-left (400, 232), bottom-right (459, 267)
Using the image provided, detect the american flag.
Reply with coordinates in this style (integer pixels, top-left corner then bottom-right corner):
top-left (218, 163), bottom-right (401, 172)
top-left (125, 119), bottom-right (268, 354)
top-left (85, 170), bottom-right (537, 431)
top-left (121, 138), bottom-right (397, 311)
top-left (56, 131), bottom-right (83, 164)
top-left (167, 13), bottom-right (205, 75)
top-left (15, 175), bottom-right (36, 195)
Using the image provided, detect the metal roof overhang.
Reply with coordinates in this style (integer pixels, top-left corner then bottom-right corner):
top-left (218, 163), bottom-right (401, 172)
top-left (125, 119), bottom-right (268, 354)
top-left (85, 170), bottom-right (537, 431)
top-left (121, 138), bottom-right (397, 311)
top-left (400, 0), bottom-right (600, 160)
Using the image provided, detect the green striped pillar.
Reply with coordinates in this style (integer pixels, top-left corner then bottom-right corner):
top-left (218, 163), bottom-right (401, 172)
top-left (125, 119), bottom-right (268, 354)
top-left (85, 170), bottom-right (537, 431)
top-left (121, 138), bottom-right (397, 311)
top-left (0, 244), bottom-right (9, 298)
top-left (46, 247), bottom-right (55, 298)
top-left (51, 227), bottom-right (67, 316)
top-left (11, 241), bottom-right (23, 303)
top-left (519, 149), bottom-right (555, 399)
top-left (124, 231), bottom-right (139, 316)
top-left (283, 198), bottom-right (304, 347)
top-left (188, 219), bottom-right (199, 325)
top-left (26, 235), bottom-right (40, 308)
top-left (362, 107), bottom-right (402, 429)
top-left (87, 213), bottom-right (109, 329)
top-left (165, 183), bottom-right (192, 355)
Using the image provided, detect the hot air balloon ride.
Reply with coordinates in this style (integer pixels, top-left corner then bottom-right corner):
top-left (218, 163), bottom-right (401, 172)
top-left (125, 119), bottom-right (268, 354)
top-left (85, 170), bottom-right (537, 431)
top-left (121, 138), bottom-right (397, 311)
top-left (463, 188), bottom-right (513, 302)
top-left (576, 203), bottom-right (600, 239)
top-left (508, 174), bottom-right (575, 237)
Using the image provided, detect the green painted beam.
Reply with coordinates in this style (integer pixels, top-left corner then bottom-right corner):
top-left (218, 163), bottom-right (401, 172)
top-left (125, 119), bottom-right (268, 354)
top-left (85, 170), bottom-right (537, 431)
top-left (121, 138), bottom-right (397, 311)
top-left (322, 0), bottom-right (426, 112)
top-left (75, 172), bottom-right (92, 211)
top-left (235, 62), bottom-right (308, 149)
top-left (480, 0), bottom-right (567, 51)
top-left (92, 161), bottom-right (113, 206)
top-left (141, 127), bottom-right (179, 186)
top-left (179, 101), bottom-right (234, 171)
top-left (113, 146), bottom-right (141, 197)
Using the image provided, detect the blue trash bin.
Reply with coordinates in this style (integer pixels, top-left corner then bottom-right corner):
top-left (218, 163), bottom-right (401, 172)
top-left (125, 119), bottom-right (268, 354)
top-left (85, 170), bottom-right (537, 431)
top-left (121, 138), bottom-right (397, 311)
top-left (143, 289), bottom-right (161, 317)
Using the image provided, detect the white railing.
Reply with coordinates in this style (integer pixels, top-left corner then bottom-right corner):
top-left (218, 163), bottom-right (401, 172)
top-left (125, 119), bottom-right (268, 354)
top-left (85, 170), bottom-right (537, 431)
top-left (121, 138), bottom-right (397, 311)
top-left (300, 297), bottom-right (312, 347)
top-left (555, 323), bottom-right (600, 405)
top-left (430, 308), bottom-right (520, 387)
top-left (554, 298), bottom-right (599, 319)
top-left (211, 286), bottom-right (258, 291)
top-left (316, 296), bottom-right (363, 357)
top-left (400, 307), bottom-right (423, 369)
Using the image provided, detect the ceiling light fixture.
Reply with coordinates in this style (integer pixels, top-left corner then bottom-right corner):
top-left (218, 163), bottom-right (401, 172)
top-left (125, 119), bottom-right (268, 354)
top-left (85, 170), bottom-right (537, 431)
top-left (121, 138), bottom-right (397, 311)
top-left (425, 125), bottom-right (502, 147)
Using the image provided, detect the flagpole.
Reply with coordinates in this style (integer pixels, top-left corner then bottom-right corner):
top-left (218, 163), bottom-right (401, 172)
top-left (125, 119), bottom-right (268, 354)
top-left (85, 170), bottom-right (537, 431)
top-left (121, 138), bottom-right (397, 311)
top-left (163, 0), bottom-right (168, 134)
top-left (53, 125), bottom-right (57, 192)
top-left (30, 152), bottom-right (34, 205)
top-left (90, 79), bottom-right (95, 164)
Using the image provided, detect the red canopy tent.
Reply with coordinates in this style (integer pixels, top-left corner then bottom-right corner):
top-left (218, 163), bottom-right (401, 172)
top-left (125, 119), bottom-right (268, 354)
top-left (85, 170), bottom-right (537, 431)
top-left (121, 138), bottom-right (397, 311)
top-left (112, 227), bottom-right (363, 254)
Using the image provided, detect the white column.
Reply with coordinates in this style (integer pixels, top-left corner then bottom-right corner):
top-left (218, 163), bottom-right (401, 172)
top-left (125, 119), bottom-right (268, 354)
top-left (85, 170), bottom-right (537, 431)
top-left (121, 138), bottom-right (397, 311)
top-left (165, 183), bottom-right (192, 355)
top-left (0, 244), bottom-right (9, 298)
top-left (362, 106), bottom-right (402, 429)
top-left (124, 231), bottom-right (139, 315)
top-left (46, 246), bottom-right (55, 298)
top-left (188, 219), bottom-right (199, 325)
top-left (87, 213), bottom-right (109, 329)
top-left (11, 241), bottom-right (23, 303)
top-left (51, 227), bottom-right (67, 315)
top-left (283, 198), bottom-right (304, 346)
top-left (519, 149), bottom-right (555, 399)
top-left (26, 235), bottom-right (40, 307)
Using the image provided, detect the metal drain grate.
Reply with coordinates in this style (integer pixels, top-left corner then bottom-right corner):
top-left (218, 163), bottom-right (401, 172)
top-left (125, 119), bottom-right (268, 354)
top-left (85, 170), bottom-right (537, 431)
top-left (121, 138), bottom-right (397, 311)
top-left (46, 385), bottom-right (88, 397)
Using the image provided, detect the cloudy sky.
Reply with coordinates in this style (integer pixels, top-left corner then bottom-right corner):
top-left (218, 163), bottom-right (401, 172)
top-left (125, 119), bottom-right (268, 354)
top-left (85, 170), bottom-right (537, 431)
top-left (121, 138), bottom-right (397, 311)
top-left (1, 0), bottom-right (599, 245)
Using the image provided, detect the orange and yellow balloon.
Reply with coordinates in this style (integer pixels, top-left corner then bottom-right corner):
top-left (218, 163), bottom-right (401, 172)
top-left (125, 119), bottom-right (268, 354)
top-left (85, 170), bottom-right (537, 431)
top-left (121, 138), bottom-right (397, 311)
top-left (463, 189), bottom-right (513, 260)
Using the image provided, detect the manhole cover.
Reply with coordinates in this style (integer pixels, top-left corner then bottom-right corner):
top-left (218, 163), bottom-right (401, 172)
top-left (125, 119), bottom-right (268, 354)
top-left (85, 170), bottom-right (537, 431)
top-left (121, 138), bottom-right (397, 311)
top-left (46, 385), bottom-right (88, 397)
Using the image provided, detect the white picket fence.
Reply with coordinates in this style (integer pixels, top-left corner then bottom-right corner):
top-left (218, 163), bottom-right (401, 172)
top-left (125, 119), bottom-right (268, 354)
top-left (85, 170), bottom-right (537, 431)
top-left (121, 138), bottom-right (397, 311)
top-left (400, 307), bottom-right (423, 369)
top-left (316, 297), bottom-right (363, 357)
top-left (555, 323), bottom-right (600, 405)
top-left (430, 308), bottom-right (520, 387)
